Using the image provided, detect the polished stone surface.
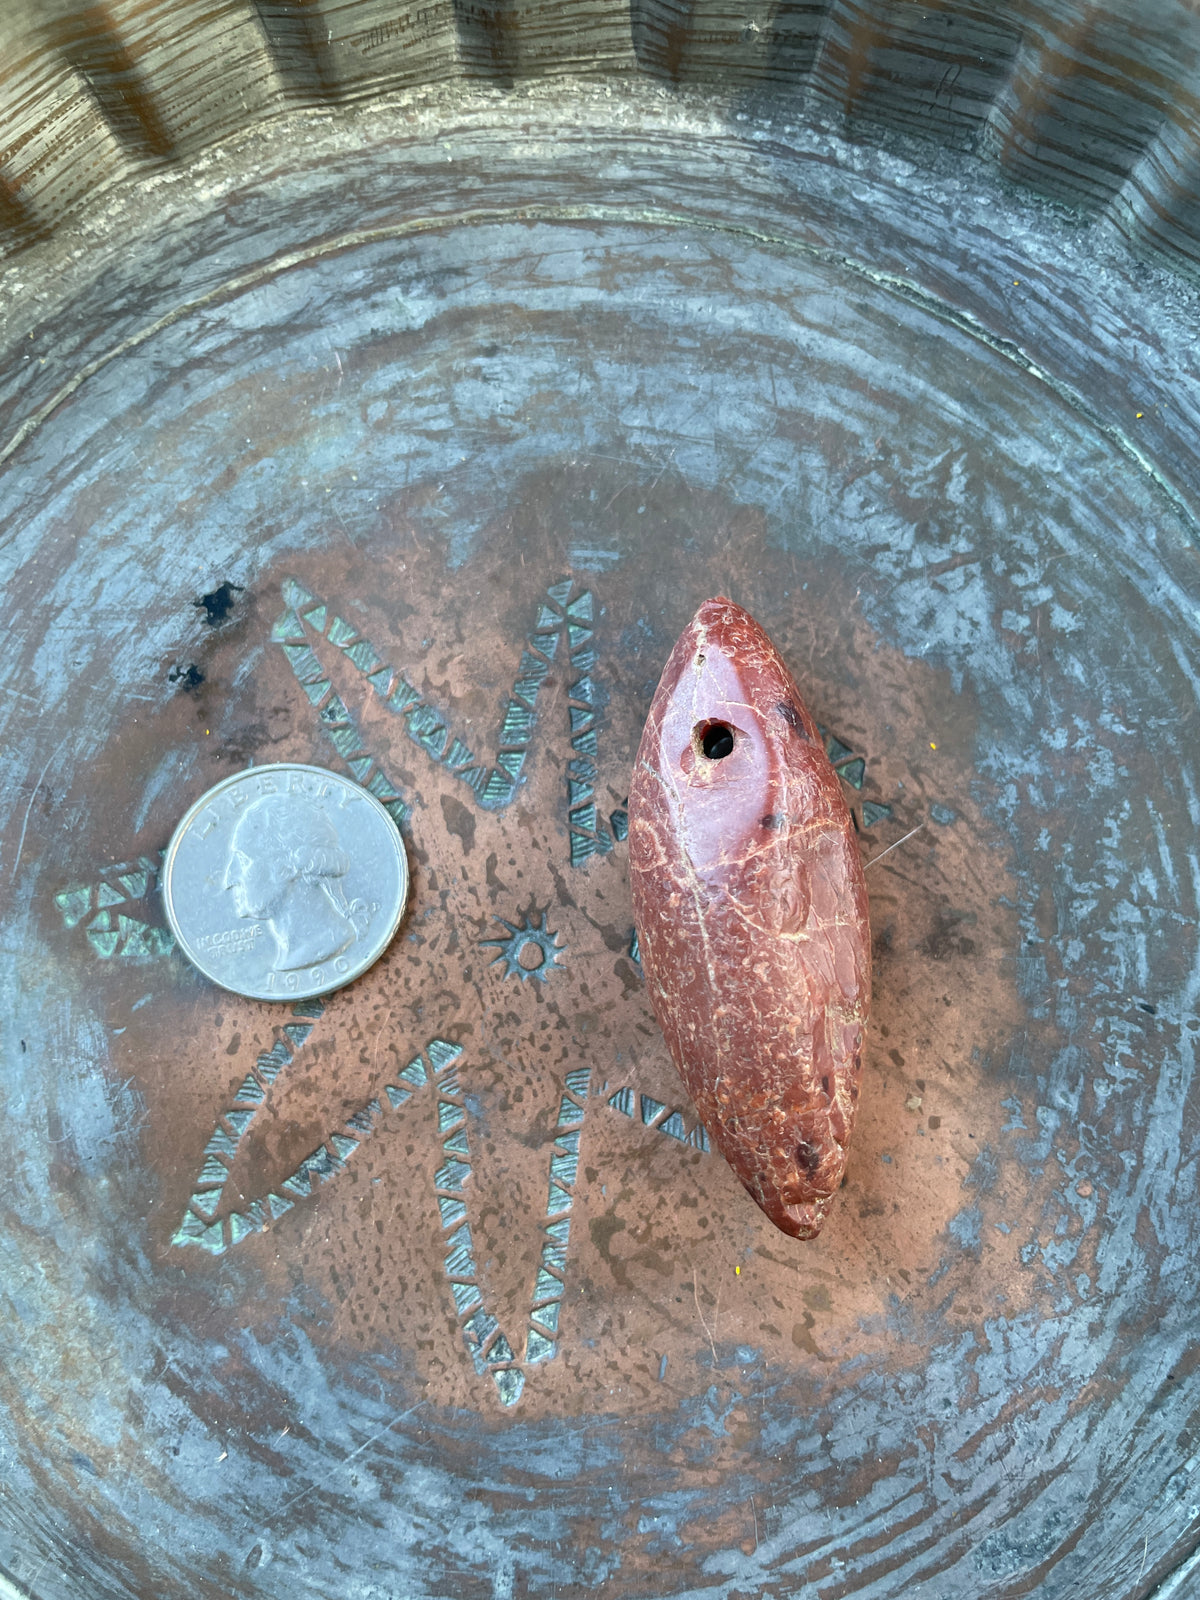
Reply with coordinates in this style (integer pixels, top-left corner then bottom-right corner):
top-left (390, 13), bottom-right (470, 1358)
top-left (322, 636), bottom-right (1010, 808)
top-left (629, 598), bottom-right (870, 1239)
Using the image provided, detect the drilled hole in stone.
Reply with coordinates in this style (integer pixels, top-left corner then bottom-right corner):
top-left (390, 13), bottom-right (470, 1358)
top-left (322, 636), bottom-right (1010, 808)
top-left (697, 721), bottom-right (735, 760)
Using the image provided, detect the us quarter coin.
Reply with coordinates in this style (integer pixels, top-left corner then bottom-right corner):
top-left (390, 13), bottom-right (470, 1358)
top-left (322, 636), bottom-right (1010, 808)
top-left (163, 763), bottom-right (409, 1001)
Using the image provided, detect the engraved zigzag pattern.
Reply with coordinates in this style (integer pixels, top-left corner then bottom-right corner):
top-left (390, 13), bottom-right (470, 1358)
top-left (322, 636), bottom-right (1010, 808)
top-left (601, 1077), bottom-right (711, 1153)
top-left (176, 1015), bottom-right (591, 1409)
top-left (551, 582), bottom-right (615, 866)
top-left (172, 998), bottom-right (329, 1255)
top-left (430, 1061), bottom-right (593, 1406)
top-left (275, 576), bottom-right (568, 811)
top-left (173, 1022), bottom-right (462, 1258)
top-left (274, 575), bottom-right (618, 865)
top-left (523, 1068), bottom-right (591, 1370)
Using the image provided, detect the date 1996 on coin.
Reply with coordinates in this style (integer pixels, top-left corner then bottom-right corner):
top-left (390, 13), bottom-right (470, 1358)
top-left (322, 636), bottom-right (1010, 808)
top-left (163, 763), bottom-right (409, 1001)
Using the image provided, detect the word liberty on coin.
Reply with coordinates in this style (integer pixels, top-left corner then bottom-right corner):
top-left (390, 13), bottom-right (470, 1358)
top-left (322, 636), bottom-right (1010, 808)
top-left (163, 763), bottom-right (409, 1001)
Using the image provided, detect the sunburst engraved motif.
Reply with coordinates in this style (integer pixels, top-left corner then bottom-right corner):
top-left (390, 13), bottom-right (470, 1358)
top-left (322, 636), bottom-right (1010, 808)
top-left (481, 910), bottom-right (567, 983)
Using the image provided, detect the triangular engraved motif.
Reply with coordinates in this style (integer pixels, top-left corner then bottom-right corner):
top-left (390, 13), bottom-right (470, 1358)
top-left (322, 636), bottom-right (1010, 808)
top-left (271, 609), bottom-right (306, 643)
top-left (278, 578), bottom-right (583, 821)
top-left (281, 578), bottom-right (316, 609)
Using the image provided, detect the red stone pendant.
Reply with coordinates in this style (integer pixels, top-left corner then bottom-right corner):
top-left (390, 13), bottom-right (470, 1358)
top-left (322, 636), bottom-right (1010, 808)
top-left (628, 598), bottom-right (871, 1239)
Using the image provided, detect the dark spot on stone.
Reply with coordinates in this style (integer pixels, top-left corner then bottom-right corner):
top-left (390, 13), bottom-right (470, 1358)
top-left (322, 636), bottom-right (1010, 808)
top-left (821, 1075), bottom-right (831, 1096)
top-left (889, 1048), bottom-right (905, 1066)
top-left (194, 580), bottom-right (243, 625)
top-left (795, 1140), bottom-right (821, 1175)
top-left (928, 1115), bottom-right (942, 1130)
top-left (1137, 1000), bottom-right (1157, 1015)
top-left (480, 343), bottom-right (501, 358)
top-left (168, 662), bottom-right (205, 691)
top-left (245, 1543), bottom-right (265, 1570)
top-left (761, 812), bottom-right (786, 829)
top-left (439, 794), bottom-right (475, 854)
top-left (775, 700), bottom-right (808, 737)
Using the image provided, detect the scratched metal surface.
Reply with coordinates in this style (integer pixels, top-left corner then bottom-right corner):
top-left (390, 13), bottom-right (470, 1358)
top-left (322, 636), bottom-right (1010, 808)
top-left (2, 63), bottom-right (1200, 1600)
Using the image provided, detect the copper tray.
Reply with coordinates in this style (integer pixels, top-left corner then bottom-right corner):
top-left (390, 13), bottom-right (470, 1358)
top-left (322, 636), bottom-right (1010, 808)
top-left (2, 7), bottom-right (1200, 1597)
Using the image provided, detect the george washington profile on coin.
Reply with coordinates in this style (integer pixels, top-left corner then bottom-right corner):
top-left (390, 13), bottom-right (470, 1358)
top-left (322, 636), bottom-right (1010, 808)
top-left (223, 792), bottom-right (368, 971)
top-left (164, 764), bottom-right (409, 1000)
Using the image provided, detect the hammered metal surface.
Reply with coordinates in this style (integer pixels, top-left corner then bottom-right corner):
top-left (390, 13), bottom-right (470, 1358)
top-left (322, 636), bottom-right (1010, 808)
top-left (1, 87), bottom-right (1199, 1600)
top-left (7, 0), bottom-right (1200, 285)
